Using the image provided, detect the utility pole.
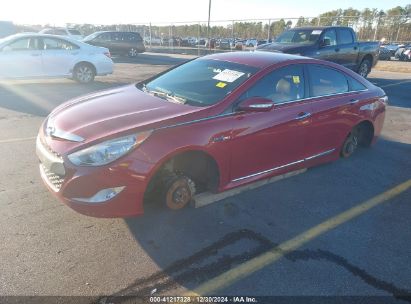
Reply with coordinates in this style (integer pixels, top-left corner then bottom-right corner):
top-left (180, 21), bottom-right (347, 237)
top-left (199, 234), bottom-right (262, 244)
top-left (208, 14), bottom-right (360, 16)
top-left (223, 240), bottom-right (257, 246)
top-left (207, 0), bottom-right (212, 49)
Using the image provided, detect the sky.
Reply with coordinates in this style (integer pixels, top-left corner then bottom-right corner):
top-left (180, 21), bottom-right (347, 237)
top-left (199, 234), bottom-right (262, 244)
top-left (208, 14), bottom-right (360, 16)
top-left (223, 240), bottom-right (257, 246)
top-left (1, 0), bottom-right (409, 26)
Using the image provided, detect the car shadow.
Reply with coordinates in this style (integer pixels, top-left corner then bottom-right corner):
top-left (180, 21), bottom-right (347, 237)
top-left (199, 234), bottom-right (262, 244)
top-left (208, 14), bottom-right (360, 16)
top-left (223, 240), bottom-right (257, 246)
top-left (112, 52), bottom-right (193, 66)
top-left (120, 138), bottom-right (411, 296)
top-left (0, 80), bottom-right (128, 117)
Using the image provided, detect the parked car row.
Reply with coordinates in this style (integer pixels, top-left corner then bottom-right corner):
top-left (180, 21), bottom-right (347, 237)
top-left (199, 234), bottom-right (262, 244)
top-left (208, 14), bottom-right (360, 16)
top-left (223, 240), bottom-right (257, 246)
top-left (379, 43), bottom-right (411, 61)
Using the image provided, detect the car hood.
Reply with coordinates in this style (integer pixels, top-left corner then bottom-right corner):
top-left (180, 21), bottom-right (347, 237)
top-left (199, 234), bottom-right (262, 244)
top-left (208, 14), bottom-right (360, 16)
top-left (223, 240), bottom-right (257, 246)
top-left (46, 85), bottom-right (203, 144)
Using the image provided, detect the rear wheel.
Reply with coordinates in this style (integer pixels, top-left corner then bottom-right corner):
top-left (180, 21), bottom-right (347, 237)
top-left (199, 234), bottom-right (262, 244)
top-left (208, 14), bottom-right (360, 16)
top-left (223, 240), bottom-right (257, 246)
top-left (128, 48), bottom-right (138, 57)
top-left (358, 58), bottom-right (371, 78)
top-left (73, 63), bottom-right (95, 83)
top-left (341, 132), bottom-right (359, 158)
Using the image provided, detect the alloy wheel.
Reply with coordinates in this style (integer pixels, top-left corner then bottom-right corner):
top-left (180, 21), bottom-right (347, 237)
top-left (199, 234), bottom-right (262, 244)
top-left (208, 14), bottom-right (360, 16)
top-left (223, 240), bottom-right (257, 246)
top-left (359, 61), bottom-right (369, 78)
top-left (129, 48), bottom-right (138, 57)
top-left (76, 66), bottom-right (93, 83)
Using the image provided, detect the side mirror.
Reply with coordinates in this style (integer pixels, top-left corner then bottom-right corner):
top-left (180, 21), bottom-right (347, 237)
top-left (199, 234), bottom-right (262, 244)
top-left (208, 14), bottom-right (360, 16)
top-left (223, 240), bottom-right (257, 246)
top-left (320, 38), bottom-right (331, 47)
top-left (237, 97), bottom-right (274, 112)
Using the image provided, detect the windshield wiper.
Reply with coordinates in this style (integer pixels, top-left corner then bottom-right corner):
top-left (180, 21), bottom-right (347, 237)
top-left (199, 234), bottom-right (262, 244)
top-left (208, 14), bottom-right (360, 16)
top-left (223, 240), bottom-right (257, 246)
top-left (143, 86), bottom-right (187, 104)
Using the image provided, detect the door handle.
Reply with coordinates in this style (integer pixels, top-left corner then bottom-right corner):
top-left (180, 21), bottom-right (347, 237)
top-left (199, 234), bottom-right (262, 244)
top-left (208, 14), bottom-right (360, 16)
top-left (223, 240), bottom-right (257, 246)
top-left (295, 112), bottom-right (311, 120)
top-left (349, 99), bottom-right (360, 105)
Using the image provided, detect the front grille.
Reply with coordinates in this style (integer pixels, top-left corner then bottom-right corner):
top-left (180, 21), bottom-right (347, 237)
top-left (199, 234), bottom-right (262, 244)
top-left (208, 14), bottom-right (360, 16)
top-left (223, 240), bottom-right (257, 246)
top-left (37, 137), bottom-right (66, 192)
top-left (40, 164), bottom-right (65, 192)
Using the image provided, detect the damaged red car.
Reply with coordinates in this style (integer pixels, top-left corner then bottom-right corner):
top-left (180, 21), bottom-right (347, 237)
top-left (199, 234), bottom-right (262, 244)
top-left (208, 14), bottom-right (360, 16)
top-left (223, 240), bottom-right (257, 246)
top-left (36, 52), bottom-right (387, 217)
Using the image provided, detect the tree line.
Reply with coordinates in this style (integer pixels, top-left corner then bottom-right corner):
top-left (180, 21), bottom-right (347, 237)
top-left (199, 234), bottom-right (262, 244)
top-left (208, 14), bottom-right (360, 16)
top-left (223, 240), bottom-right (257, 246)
top-left (18, 4), bottom-right (411, 42)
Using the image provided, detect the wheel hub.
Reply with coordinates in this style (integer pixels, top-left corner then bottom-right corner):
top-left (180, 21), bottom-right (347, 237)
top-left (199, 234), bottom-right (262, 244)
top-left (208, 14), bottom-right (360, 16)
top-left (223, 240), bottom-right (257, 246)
top-left (166, 177), bottom-right (195, 210)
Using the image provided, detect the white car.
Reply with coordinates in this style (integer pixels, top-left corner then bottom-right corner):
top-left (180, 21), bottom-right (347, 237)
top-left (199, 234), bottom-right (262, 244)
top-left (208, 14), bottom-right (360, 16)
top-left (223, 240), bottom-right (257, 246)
top-left (39, 28), bottom-right (84, 41)
top-left (0, 34), bottom-right (113, 83)
top-left (245, 39), bottom-right (258, 47)
top-left (144, 36), bottom-right (162, 45)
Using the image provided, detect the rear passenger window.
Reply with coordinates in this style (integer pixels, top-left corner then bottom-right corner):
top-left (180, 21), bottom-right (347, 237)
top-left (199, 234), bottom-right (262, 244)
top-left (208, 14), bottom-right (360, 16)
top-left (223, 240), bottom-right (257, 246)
top-left (97, 33), bottom-right (111, 41)
top-left (242, 65), bottom-right (305, 104)
top-left (308, 65), bottom-right (348, 97)
top-left (112, 32), bottom-right (122, 41)
top-left (349, 77), bottom-right (367, 91)
top-left (338, 29), bottom-right (354, 45)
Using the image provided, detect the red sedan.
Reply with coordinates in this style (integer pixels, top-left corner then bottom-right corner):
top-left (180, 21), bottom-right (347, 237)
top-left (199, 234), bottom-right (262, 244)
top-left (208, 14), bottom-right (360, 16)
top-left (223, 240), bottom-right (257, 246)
top-left (36, 52), bottom-right (387, 217)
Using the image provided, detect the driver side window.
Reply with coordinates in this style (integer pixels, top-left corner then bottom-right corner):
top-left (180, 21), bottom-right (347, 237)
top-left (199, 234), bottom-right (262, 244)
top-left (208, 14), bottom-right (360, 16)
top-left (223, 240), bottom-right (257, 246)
top-left (241, 65), bottom-right (305, 104)
top-left (3, 37), bottom-right (39, 51)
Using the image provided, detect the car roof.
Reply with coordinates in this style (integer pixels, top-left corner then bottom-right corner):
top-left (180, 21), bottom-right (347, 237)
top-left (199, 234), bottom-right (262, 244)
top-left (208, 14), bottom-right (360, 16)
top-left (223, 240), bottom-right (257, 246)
top-left (95, 31), bottom-right (140, 34)
top-left (291, 26), bottom-right (351, 31)
top-left (204, 51), bottom-right (306, 69)
top-left (4, 33), bottom-right (74, 39)
top-left (0, 33), bottom-right (83, 45)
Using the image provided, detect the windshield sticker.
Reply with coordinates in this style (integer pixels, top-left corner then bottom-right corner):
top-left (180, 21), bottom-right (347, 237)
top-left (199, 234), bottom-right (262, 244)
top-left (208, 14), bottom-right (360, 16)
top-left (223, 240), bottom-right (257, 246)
top-left (213, 69), bottom-right (245, 83)
top-left (312, 30), bottom-right (322, 35)
top-left (216, 82), bottom-right (227, 88)
top-left (293, 76), bottom-right (300, 84)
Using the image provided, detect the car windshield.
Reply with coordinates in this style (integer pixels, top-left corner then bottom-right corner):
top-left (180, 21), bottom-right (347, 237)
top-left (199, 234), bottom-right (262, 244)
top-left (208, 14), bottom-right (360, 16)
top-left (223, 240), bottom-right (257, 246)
top-left (275, 29), bottom-right (321, 44)
top-left (140, 59), bottom-right (258, 107)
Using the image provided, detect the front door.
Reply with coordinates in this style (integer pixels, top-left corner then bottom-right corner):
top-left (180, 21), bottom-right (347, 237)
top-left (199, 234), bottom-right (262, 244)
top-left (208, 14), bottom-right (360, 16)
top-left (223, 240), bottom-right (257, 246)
top-left (0, 37), bottom-right (43, 78)
top-left (229, 64), bottom-right (312, 182)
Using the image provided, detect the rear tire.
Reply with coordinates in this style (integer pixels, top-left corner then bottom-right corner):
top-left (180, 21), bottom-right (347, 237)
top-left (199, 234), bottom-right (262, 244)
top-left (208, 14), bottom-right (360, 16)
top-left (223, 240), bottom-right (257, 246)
top-left (341, 128), bottom-right (360, 158)
top-left (73, 63), bottom-right (95, 84)
top-left (128, 48), bottom-right (138, 57)
top-left (358, 58), bottom-right (371, 78)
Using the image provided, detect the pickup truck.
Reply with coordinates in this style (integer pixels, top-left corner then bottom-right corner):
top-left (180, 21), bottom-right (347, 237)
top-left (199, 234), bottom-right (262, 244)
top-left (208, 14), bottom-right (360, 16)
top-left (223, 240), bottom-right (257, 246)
top-left (257, 26), bottom-right (379, 78)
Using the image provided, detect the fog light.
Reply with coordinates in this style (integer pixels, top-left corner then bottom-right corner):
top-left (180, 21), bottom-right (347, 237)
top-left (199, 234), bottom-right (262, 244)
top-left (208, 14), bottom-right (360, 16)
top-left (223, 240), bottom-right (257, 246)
top-left (73, 187), bottom-right (125, 203)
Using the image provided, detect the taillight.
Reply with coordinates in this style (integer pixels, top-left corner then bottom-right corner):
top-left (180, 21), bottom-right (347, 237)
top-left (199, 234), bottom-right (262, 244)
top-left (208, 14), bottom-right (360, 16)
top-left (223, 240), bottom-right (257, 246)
top-left (104, 51), bottom-right (111, 58)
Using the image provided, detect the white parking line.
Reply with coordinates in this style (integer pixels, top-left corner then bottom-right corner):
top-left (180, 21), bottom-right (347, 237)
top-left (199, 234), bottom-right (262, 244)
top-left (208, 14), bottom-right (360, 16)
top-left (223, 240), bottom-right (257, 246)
top-left (0, 136), bottom-right (36, 144)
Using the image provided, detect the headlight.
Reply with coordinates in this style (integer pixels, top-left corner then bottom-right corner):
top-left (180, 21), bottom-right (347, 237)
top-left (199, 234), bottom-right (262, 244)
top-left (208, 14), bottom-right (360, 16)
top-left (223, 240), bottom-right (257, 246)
top-left (68, 131), bottom-right (151, 166)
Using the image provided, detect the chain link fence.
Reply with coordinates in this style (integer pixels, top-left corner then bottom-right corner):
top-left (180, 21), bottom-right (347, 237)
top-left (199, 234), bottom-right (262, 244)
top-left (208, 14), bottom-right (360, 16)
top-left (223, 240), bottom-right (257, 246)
top-left (16, 14), bottom-right (411, 54)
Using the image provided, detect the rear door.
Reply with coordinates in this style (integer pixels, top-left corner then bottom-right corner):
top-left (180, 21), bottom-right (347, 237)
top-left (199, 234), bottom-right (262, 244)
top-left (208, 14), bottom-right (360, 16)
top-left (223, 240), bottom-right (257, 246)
top-left (229, 64), bottom-right (312, 182)
top-left (0, 36), bottom-right (43, 78)
top-left (110, 32), bottom-right (123, 54)
top-left (41, 37), bottom-right (80, 76)
top-left (305, 64), bottom-right (367, 157)
top-left (336, 28), bottom-right (358, 70)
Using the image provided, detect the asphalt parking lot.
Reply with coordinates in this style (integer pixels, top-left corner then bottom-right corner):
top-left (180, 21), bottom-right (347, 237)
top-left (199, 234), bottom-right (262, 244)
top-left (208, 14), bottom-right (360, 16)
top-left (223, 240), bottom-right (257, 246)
top-left (0, 53), bottom-right (410, 302)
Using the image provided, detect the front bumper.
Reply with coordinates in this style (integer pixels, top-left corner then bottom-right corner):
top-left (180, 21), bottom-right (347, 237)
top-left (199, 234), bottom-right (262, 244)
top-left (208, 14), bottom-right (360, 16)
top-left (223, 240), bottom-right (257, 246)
top-left (36, 135), bottom-right (151, 218)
